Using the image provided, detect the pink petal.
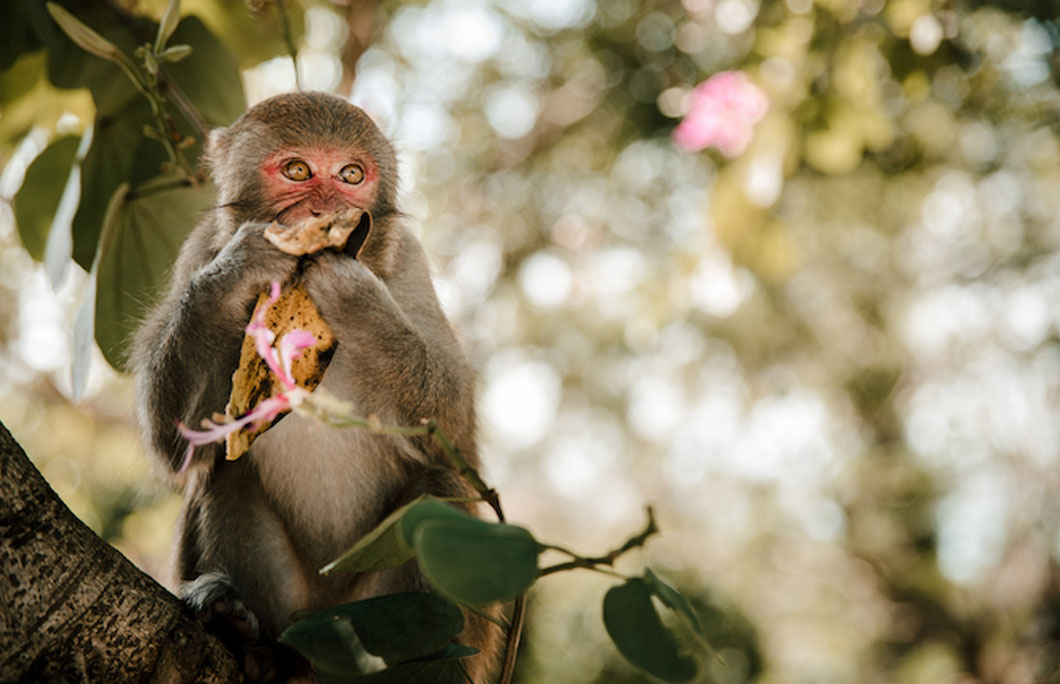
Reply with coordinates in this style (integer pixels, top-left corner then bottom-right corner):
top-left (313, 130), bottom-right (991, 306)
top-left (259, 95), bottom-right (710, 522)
top-left (175, 281), bottom-right (316, 474)
top-left (245, 395), bottom-right (293, 429)
top-left (278, 329), bottom-right (317, 390)
top-left (175, 393), bottom-right (293, 473)
top-left (246, 282), bottom-right (287, 383)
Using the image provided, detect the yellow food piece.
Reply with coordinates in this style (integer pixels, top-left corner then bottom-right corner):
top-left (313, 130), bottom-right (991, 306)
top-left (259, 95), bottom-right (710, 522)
top-left (225, 285), bottom-right (335, 461)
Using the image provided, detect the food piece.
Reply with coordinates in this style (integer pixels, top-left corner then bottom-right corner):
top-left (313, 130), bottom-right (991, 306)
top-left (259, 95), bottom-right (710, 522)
top-left (225, 284), bottom-right (335, 460)
top-left (264, 208), bottom-right (369, 256)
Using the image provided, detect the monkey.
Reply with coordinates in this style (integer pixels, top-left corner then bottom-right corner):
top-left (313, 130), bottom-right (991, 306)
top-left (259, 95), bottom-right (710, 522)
top-left (131, 91), bottom-right (501, 682)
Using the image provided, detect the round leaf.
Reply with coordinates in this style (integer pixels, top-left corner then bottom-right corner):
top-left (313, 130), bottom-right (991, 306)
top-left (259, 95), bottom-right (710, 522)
top-left (321, 495), bottom-right (431, 575)
top-left (279, 612), bottom-right (368, 676)
top-left (72, 99), bottom-right (157, 269)
top-left (165, 16), bottom-right (245, 126)
top-left (643, 568), bottom-right (704, 635)
top-left (603, 578), bottom-right (699, 683)
top-left (94, 177), bottom-right (211, 370)
top-left (13, 135), bottom-right (79, 260)
top-left (413, 517), bottom-right (539, 605)
top-left (1, 2), bottom-right (37, 71)
top-left (398, 499), bottom-right (476, 547)
top-left (305, 592), bottom-right (465, 665)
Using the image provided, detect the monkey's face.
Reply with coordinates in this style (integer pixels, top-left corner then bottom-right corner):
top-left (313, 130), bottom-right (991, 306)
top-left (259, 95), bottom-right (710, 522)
top-left (262, 145), bottom-right (379, 226)
top-left (209, 92), bottom-right (399, 228)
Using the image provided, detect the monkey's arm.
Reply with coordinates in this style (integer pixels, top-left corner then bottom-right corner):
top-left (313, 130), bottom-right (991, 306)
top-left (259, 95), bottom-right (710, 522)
top-left (132, 218), bottom-right (300, 473)
top-left (303, 230), bottom-right (478, 460)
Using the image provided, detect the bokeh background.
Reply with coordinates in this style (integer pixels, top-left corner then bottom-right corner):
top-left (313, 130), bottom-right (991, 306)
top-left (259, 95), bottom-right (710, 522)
top-left (3, 0), bottom-right (1060, 682)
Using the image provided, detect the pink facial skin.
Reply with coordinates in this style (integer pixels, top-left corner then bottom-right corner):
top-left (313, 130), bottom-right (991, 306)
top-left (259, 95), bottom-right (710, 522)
top-left (262, 147), bottom-right (379, 225)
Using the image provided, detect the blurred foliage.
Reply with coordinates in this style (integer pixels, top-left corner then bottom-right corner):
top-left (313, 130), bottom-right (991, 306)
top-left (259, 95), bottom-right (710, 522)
top-left (3, 0), bottom-right (1060, 682)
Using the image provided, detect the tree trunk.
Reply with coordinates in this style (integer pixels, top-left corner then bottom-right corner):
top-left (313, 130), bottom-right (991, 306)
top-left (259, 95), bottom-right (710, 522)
top-left (0, 419), bottom-right (240, 683)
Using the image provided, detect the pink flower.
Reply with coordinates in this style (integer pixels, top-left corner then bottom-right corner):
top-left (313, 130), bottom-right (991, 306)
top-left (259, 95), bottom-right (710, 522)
top-left (176, 395), bottom-right (294, 474)
top-left (672, 71), bottom-right (769, 157)
top-left (175, 281), bottom-right (317, 474)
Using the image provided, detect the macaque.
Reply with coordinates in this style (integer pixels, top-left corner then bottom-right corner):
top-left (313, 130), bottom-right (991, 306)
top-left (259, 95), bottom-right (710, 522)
top-left (132, 92), bottom-right (500, 682)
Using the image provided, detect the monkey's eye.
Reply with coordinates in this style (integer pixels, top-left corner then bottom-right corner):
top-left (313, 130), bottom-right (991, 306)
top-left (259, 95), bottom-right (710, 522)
top-left (339, 163), bottom-right (365, 185)
top-left (282, 160), bottom-right (311, 181)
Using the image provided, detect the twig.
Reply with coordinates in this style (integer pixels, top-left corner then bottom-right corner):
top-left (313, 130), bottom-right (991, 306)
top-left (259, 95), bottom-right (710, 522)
top-left (499, 595), bottom-right (526, 684)
top-left (101, 0), bottom-right (210, 144)
top-left (158, 72), bottom-right (210, 141)
top-left (538, 507), bottom-right (658, 578)
top-left (275, 0), bottom-right (301, 90)
top-left (425, 420), bottom-right (503, 522)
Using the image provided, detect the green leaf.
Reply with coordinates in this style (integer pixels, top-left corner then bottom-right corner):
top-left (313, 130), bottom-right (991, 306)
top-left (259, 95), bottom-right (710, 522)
top-left (602, 578), bottom-right (699, 683)
top-left (413, 516), bottom-right (539, 605)
top-left (159, 44), bottom-right (192, 63)
top-left (643, 568), bottom-right (704, 635)
top-left (399, 499), bottom-right (477, 547)
top-left (13, 135), bottom-right (79, 260)
top-left (46, 3), bottom-right (123, 63)
top-left (46, 2), bottom-right (145, 93)
top-left (165, 16), bottom-right (244, 126)
top-left (20, 1), bottom-right (127, 93)
top-left (155, 0), bottom-right (180, 52)
top-left (350, 644), bottom-right (478, 684)
top-left (0, 1), bottom-right (37, 72)
top-left (286, 592), bottom-right (466, 666)
top-left (323, 498), bottom-right (476, 576)
top-left (278, 610), bottom-right (369, 676)
top-left (322, 496), bottom-right (431, 575)
top-left (72, 99), bottom-right (163, 269)
top-left (94, 177), bottom-right (211, 370)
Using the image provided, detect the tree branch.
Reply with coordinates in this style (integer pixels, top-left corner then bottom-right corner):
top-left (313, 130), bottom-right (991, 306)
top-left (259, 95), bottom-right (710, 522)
top-left (0, 419), bottom-right (240, 683)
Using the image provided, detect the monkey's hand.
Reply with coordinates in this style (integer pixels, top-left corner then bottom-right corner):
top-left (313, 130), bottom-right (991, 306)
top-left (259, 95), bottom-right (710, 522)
top-left (134, 221), bottom-right (302, 474)
top-left (302, 250), bottom-right (474, 438)
top-left (196, 221), bottom-right (302, 313)
top-left (301, 251), bottom-right (404, 331)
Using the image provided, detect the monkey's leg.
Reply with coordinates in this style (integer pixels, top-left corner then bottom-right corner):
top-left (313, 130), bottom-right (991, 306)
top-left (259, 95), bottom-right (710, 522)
top-left (179, 462), bottom-right (314, 682)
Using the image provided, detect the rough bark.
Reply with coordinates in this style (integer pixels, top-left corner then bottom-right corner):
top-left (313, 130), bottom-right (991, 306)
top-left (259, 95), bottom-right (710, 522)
top-left (0, 419), bottom-right (241, 684)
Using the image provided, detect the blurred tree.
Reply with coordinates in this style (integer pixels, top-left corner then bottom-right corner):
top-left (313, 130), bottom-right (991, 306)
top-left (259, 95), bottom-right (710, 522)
top-left (2, 0), bottom-right (1060, 682)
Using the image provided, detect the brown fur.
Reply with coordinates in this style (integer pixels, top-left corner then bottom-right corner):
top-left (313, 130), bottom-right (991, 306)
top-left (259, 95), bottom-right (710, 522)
top-left (131, 92), bottom-right (501, 682)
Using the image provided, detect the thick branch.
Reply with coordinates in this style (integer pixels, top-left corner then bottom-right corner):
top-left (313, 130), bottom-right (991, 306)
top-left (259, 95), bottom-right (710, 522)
top-left (0, 419), bottom-right (239, 683)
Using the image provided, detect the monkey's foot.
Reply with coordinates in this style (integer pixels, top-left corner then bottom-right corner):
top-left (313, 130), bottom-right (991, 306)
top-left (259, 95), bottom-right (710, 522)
top-left (181, 573), bottom-right (287, 682)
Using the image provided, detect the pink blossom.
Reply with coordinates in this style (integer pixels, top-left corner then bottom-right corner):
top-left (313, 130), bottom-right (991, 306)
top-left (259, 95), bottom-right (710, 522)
top-left (176, 395), bottom-right (293, 474)
top-left (279, 330), bottom-right (318, 387)
top-left (672, 71), bottom-right (769, 157)
top-left (175, 281), bottom-right (316, 473)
